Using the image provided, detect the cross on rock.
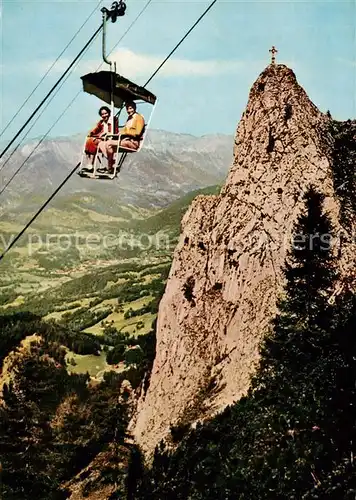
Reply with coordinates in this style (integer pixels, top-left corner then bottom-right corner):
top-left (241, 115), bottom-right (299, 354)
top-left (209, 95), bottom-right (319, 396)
top-left (269, 46), bottom-right (278, 64)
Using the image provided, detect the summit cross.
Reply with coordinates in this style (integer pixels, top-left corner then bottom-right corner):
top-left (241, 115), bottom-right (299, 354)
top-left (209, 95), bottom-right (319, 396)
top-left (269, 46), bottom-right (278, 64)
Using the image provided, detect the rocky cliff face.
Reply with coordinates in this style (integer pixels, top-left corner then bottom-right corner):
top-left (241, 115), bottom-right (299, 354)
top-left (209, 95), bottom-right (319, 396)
top-left (132, 64), bottom-right (356, 455)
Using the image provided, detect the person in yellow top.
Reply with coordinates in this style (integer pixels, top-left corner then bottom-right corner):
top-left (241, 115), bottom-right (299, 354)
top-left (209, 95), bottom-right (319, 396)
top-left (98, 101), bottom-right (145, 171)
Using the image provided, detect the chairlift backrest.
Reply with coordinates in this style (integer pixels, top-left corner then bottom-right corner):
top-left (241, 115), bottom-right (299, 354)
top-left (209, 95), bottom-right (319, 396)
top-left (135, 101), bottom-right (156, 151)
top-left (136, 124), bottom-right (146, 152)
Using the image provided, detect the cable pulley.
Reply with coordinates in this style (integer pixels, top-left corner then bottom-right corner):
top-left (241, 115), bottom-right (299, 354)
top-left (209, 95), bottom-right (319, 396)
top-left (101, 1), bottom-right (126, 23)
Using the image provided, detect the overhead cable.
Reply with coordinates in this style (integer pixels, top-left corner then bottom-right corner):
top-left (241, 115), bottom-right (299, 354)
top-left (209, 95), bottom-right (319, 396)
top-left (0, 24), bottom-right (103, 161)
top-left (0, 74), bottom-right (92, 197)
top-left (0, 0), bottom-right (105, 141)
top-left (0, 24), bottom-right (101, 181)
top-left (0, 161), bottom-right (82, 263)
top-left (0, 0), bottom-right (218, 261)
top-left (144, 0), bottom-right (218, 87)
top-left (0, 0), bottom-right (153, 186)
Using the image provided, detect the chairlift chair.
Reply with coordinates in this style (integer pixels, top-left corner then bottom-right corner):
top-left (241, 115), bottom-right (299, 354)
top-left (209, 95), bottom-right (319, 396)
top-left (78, 72), bottom-right (157, 180)
top-left (77, 1), bottom-right (157, 180)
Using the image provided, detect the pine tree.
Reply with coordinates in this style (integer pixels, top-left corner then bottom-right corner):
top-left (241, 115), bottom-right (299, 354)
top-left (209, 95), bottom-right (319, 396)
top-left (255, 188), bottom-right (337, 391)
top-left (241, 187), bottom-right (356, 497)
top-left (0, 341), bottom-right (73, 499)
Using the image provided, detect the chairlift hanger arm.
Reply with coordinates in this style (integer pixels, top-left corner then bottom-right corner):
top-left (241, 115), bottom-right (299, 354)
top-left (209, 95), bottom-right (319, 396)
top-left (101, 2), bottom-right (126, 70)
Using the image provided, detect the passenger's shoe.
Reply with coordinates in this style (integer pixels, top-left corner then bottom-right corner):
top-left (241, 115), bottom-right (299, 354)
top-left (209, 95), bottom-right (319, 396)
top-left (98, 164), bottom-right (114, 174)
top-left (82, 164), bottom-right (94, 172)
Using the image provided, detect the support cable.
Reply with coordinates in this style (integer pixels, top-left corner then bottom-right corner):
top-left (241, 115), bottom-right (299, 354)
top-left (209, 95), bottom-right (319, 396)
top-left (0, 0), bottom-right (105, 141)
top-left (0, 0), bottom-right (218, 261)
top-left (144, 0), bottom-right (218, 87)
top-left (0, 162), bottom-right (81, 263)
top-left (0, 24), bottom-right (103, 160)
top-left (0, 22), bottom-right (102, 183)
top-left (0, 76), bottom-right (91, 197)
top-left (0, 0), bottom-right (153, 182)
top-left (120, 0), bottom-right (219, 172)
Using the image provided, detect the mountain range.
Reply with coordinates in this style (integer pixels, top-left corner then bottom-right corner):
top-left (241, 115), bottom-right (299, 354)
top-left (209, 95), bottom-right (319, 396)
top-left (0, 129), bottom-right (233, 214)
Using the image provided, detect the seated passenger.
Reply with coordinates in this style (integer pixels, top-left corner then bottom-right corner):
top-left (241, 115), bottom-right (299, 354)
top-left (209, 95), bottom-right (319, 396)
top-left (84, 106), bottom-right (118, 165)
top-left (98, 101), bottom-right (145, 171)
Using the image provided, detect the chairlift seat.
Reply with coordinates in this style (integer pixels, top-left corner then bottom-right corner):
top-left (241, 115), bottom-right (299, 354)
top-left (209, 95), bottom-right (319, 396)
top-left (78, 71), bottom-right (156, 180)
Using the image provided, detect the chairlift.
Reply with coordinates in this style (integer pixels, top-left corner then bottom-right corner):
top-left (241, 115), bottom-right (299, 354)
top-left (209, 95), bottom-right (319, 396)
top-left (78, 1), bottom-right (157, 180)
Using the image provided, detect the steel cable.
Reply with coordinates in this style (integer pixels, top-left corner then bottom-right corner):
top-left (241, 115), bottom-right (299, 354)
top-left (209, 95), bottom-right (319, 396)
top-left (0, 0), bottom-right (218, 261)
top-left (0, 0), bottom-right (105, 141)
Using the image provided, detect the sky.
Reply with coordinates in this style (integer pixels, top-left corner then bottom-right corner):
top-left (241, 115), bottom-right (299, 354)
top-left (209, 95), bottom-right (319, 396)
top-left (0, 0), bottom-right (355, 143)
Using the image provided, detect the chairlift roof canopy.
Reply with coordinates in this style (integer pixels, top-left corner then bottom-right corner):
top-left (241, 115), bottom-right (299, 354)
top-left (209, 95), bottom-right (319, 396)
top-left (81, 71), bottom-right (156, 108)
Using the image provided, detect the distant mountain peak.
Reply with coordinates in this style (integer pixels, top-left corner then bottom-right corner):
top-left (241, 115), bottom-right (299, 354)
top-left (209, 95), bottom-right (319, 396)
top-left (0, 129), bottom-right (233, 211)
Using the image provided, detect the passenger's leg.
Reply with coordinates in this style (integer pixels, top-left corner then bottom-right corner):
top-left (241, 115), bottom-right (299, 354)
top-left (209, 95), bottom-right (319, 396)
top-left (96, 140), bottom-right (110, 169)
top-left (106, 140), bottom-right (118, 169)
top-left (85, 137), bottom-right (100, 165)
top-left (120, 138), bottom-right (139, 151)
top-left (85, 137), bottom-right (98, 155)
top-left (98, 140), bottom-right (108, 156)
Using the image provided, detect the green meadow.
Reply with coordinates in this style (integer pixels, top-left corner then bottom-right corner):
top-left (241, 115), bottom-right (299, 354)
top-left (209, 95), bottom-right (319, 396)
top-left (0, 188), bottom-right (219, 377)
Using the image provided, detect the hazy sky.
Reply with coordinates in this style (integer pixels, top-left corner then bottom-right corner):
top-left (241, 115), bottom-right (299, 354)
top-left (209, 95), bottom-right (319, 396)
top-left (0, 0), bottom-right (355, 142)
